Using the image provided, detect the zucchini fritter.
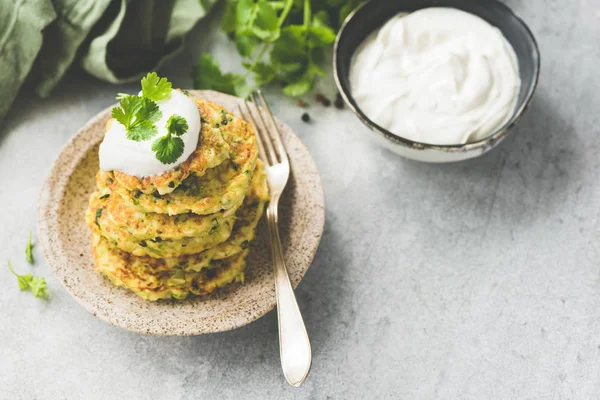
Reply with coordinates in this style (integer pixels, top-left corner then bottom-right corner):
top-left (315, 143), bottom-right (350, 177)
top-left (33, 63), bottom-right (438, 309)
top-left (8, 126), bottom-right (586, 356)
top-left (108, 96), bottom-right (232, 195)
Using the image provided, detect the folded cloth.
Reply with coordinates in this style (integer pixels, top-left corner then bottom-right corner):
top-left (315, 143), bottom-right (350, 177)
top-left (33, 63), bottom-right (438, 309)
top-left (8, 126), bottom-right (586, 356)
top-left (0, 0), bottom-right (56, 119)
top-left (29, 0), bottom-right (113, 97)
top-left (82, 0), bottom-right (216, 83)
top-left (0, 0), bottom-right (216, 120)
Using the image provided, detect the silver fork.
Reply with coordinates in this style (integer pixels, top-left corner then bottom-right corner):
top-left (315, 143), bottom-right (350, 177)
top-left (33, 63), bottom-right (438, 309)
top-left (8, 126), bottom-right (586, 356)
top-left (238, 90), bottom-right (312, 387)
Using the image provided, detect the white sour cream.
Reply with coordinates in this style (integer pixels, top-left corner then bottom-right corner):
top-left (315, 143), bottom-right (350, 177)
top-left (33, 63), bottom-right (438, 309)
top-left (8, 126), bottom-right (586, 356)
top-left (99, 90), bottom-right (201, 177)
top-left (350, 8), bottom-right (521, 145)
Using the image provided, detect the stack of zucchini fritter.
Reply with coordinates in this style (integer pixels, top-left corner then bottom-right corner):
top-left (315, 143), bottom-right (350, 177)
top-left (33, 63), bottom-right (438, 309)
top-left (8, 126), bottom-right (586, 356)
top-left (86, 96), bottom-right (269, 301)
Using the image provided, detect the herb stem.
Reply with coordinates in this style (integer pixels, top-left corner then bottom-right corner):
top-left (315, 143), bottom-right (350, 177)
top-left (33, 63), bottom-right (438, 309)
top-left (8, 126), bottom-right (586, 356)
top-left (237, 42), bottom-right (271, 85)
top-left (7, 260), bottom-right (17, 277)
top-left (278, 0), bottom-right (294, 27)
top-left (303, 0), bottom-right (311, 30)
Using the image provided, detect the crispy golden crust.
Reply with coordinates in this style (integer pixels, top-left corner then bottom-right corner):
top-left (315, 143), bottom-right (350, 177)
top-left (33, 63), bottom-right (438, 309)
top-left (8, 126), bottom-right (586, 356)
top-left (109, 96), bottom-right (231, 195)
top-left (93, 238), bottom-right (249, 301)
top-left (86, 161), bottom-right (269, 259)
top-left (98, 101), bottom-right (259, 214)
top-left (91, 164), bottom-right (268, 280)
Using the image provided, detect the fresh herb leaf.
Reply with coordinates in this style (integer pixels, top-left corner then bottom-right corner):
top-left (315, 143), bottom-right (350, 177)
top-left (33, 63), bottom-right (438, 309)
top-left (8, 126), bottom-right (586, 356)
top-left (248, 0), bottom-right (280, 42)
top-left (99, 193), bottom-right (110, 200)
top-left (8, 261), bottom-right (33, 290)
top-left (308, 25), bottom-right (336, 47)
top-left (112, 95), bottom-right (142, 129)
top-left (141, 72), bottom-right (173, 101)
top-left (152, 135), bottom-right (185, 164)
top-left (166, 115), bottom-right (189, 137)
top-left (192, 54), bottom-right (246, 96)
top-left (25, 231), bottom-right (34, 264)
top-left (193, 0), bottom-right (364, 98)
top-left (136, 97), bottom-right (162, 123)
top-left (112, 95), bottom-right (162, 141)
top-left (151, 114), bottom-right (188, 164)
top-left (222, 0), bottom-right (238, 33)
top-left (235, 34), bottom-right (259, 57)
top-left (127, 119), bottom-right (159, 142)
top-left (29, 276), bottom-right (47, 298)
top-left (8, 261), bottom-right (47, 298)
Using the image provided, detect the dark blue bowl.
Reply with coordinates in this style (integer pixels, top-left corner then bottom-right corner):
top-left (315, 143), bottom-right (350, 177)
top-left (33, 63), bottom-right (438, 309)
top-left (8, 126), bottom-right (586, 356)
top-left (333, 0), bottom-right (541, 162)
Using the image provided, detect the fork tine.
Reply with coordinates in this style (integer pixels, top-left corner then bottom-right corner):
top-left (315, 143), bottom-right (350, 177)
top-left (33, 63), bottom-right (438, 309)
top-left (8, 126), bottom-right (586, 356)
top-left (237, 103), bottom-right (269, 164)
top-left (253, 120), bottom-right (269, 165)
top-left (254, 90), bottom-right (288, 163)
top-left (245, 97), bottom-right (279, 165)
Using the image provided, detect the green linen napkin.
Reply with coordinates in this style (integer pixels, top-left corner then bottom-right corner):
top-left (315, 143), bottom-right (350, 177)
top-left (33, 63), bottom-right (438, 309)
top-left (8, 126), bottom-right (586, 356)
top-left (0, 0), bottom-right (216, 121)
top-left (29, 0), bottom-right (113, 97)
top-left (0, 0), bottom-right (56, 119)
top-left (82, 0), bottom-right (216, 84)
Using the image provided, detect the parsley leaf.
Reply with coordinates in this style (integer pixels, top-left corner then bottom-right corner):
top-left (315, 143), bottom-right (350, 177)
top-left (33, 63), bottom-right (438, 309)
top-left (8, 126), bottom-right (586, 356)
top-left (166, 115), bottom-right (189, 136)
top-left (25, 231), bottom-right (34, 264)
top-left (152, 135), bottom-right (184, 164)
top-left (8, 261), bottom-right (48, 298)
top-left (141, 72), bottom-right (173, 101)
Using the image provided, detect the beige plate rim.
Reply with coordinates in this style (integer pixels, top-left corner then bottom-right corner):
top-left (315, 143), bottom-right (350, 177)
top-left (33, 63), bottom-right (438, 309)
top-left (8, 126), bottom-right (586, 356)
top-left (37, 90), bottom-right (325, 336)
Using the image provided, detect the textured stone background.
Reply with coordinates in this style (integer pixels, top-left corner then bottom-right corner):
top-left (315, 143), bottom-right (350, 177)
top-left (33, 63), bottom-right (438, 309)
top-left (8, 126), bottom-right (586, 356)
top-left (1, 1), bottom-right (599, 399)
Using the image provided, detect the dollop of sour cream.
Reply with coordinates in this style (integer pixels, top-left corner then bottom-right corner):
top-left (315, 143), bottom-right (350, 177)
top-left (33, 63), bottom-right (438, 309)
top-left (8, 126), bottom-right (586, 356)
top-left (350, 8), bottom-right (521, 145)
top-left (99, 90), bottom-right (201, 177)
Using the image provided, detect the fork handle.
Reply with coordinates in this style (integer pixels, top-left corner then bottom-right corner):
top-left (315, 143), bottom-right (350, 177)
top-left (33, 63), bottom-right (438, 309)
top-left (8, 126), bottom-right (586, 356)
top-left (266, 204), bottom-right (312, 387)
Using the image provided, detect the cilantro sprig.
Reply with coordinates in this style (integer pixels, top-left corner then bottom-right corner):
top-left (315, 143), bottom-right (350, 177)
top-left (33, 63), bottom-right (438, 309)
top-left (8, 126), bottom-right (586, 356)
top-left (192, 0), bottom-right (360, 98)
top-left (8, 261), bottom-right (47, 298)
top-left (112, 73), bottom-right (192, 165)
top-left (152, 115), bottom-right (189, 164)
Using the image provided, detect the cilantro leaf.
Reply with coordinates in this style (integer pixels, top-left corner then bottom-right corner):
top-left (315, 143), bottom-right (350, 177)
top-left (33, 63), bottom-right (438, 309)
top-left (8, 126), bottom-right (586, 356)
top-left (127, 120), bottom-right (159, 142)
top-left (141, 72), bottom-right (173, 101)
top-left (152, 135), bottom-right (184, 164)
top-left (113, 95), bottom-right (161, 141)
top-left (29, 277), bottom-right (47, 298)
top-left (167, 115), bottom-right (189, 136)
top-left (192, 54), bottom-right (246, 96)
top-left (249, 0), bottom-right (280, 42)
top-left (243, 62), bottom-right (277, 86)
top-left (8, 261), bottom-right (47, 298)
top-left (235, 0), bottom-right (255, 27)
top-left (137, 97), bottom-right (162, 123)
top-left (222, 0), bottom-right (238, 34)
top-left (112, 95), bottom-right (142, 129)
top-left (25, 231), bottom-right (34, 264)
top-left (235, 34), bottom-right (259, 57)
top-left (309, 25), bottom-right (336, 48)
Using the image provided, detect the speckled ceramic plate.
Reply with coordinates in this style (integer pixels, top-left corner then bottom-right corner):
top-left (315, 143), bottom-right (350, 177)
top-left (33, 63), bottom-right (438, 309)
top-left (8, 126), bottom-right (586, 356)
top-left (38, 90), bottom-right (324, 336)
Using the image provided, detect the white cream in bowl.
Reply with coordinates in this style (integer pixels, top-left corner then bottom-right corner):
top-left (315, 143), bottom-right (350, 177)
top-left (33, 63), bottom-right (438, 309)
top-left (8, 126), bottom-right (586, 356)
top-left (350, 7), bottom-right (521, 145)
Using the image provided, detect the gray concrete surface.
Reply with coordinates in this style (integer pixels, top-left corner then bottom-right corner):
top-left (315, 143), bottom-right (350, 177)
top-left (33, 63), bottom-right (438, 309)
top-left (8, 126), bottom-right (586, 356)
top-left (1, 1), bottom-right (599, 399)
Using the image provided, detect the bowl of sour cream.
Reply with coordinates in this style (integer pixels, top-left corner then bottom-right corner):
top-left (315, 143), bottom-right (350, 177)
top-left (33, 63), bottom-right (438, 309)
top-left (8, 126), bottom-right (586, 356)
top-left (333, 0), bottom-right (540, 163)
